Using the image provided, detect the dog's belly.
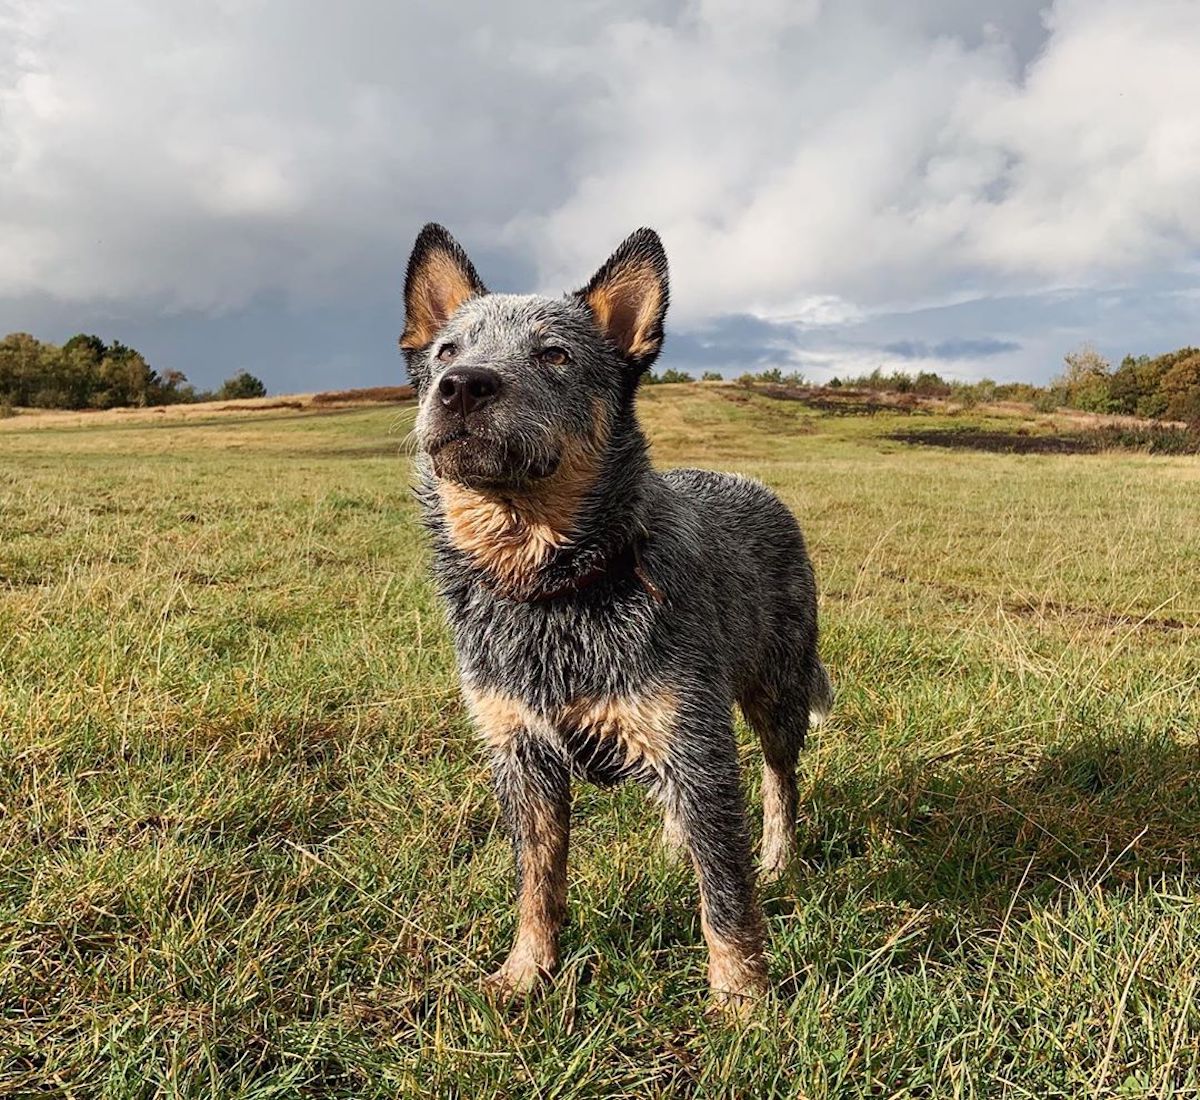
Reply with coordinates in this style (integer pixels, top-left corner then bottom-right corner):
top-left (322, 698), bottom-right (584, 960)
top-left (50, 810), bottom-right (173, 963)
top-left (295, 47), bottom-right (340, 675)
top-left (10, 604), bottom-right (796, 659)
top-left (556, 721), bottom-right (642, 787)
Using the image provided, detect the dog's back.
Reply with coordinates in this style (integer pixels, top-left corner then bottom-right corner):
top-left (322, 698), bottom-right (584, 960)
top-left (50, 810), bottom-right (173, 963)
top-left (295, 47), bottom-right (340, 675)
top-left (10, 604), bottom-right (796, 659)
top-left (648, 467), bottom-right (828, 721)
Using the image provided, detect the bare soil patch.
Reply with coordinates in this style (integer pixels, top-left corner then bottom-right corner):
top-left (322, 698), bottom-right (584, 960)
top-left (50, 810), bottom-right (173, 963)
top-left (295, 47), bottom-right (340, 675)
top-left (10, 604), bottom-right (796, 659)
top-left (888, 424), bottom-right (1200, 455)
top-left (888, 427), bottom-right (1098, 454)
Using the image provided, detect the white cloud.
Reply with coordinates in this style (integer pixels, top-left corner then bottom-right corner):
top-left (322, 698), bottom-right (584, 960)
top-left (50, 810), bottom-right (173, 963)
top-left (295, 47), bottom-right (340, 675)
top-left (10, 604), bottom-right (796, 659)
top-left (0, 0), bottom-right (600, 307)
top-left (527, 0), bottom-right (1200, 322)
top-left (0, 0), bottom-right (1197, 384)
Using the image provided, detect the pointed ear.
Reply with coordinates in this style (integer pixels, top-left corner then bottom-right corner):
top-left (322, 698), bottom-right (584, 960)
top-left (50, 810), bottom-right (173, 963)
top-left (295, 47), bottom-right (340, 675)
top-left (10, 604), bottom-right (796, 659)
top-left (575, 228), bottom-right (669, 372)
top-left (400, 224), bottom-right (487, 358)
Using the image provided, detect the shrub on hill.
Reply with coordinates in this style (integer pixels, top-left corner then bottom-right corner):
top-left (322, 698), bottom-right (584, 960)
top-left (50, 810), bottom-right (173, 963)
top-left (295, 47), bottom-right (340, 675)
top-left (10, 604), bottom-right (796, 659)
top-left (217, 371), bottom-right (268, 400)
top-left (1054, 344), bottom-right (1116, 413)
top-left (646, 369), bottom-right (695, 384)
top-left (0, 332), bottom-right (280, 410)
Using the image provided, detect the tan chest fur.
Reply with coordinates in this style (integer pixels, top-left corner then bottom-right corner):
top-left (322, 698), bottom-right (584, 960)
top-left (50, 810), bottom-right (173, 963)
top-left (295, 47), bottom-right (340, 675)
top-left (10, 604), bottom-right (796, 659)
top-left (464, 686), bottom-right (678, 771)
top-left (436, 404), bottom-right (610, 593)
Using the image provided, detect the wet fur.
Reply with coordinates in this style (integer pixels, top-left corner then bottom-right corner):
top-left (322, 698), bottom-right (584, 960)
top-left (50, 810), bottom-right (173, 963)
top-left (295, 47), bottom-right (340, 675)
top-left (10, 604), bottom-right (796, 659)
top-left (402, 224), bottom-right (832, 1009)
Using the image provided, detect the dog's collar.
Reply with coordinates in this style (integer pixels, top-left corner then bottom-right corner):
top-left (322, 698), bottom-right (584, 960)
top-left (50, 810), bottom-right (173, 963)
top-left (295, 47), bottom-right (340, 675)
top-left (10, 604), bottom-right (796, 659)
top-left (526, 536), bottom-right (664, 605)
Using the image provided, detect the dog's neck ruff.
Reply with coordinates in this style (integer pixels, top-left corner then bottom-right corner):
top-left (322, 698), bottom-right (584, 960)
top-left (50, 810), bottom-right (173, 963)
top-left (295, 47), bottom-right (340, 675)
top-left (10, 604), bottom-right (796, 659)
top-left (423, 420), bottom-right (658, 605)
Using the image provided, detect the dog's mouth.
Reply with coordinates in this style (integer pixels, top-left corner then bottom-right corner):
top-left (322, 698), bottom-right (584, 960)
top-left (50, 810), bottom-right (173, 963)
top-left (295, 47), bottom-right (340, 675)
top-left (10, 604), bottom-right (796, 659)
top-left (424, 429), bottom-right (561, 488)
top-left (424, 427), bottom-right (471, 458)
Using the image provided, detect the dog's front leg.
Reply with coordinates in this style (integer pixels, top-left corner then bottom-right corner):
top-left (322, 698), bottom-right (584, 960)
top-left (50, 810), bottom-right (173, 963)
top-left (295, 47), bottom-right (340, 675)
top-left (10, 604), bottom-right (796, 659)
top-left (664, 719), bottom-right (768, 1013)
top-left (486, 734), bottom-right (570, 996)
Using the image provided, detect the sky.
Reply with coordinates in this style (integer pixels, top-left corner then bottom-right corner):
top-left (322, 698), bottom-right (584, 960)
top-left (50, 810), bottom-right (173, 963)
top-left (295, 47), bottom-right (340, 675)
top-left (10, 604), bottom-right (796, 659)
top-left (2, 0), bottom-right (1198, 393)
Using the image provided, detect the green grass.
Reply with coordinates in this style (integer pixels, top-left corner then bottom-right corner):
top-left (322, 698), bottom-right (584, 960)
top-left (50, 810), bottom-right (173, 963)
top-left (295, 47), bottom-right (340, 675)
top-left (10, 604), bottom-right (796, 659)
top-left (1, 387), bottom-right (1199, 1097)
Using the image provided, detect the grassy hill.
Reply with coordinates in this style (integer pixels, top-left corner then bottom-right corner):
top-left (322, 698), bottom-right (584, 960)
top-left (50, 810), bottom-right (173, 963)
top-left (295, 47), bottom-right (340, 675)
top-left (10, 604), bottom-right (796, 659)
top-left (2, 385), bottom-right (1199, 1096)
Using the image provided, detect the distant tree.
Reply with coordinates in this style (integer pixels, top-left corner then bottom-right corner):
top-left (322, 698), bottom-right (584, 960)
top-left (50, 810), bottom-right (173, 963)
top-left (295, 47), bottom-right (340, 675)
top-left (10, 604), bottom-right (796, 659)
top-left (1107, 348), bottom-right (1200, 419)
top-left (0, 331), bottom-right (200, 410)
top-left (1109, 355), bottom-right (1153, 416)
top-left (63, 333), bottom-right (106, 361)
top-left (912, 371), bottom-right (951, 397)
top-left (60, 334), bottom-right (106, 408)
top-left (152, 369), bottom-right (195, 405)
top-left (217, 371), bottom-right (267, 400)
top-left (1159, 353), bottom-right (1200, 425)
top-left (90, 341), bottom-right (160, 408)
top-left (0, 333), bottom-right (42, 405)
top-left (656, 369), bottom-right (694, 384)
top-left (1146, 348), bottom-right (1196, 419)
top-left (701, 371), bottom-right (723, 382)
top-left (31, 342), bottom-right (69, 408)
top-left (1057, 343), bottom-right (1114, 413)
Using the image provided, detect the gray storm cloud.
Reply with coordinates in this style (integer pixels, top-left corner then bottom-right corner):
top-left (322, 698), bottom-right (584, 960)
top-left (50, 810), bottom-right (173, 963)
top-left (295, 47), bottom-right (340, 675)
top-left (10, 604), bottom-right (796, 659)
top-left (1, 0), bottom-right (1198, 387)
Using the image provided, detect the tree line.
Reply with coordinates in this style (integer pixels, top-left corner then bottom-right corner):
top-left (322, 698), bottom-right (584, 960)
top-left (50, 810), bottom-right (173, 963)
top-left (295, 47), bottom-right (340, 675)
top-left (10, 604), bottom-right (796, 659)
top-left (0, 332), bottom-right (267, 412)
top-left (1050, 345), bottom-right (1200, 423)
top-left (650, 344), bottom-right (1200, 425)
top-left (7, 328), bottom-right (1197, 425)
top-left (821, 344), bottom-right (1200, 423)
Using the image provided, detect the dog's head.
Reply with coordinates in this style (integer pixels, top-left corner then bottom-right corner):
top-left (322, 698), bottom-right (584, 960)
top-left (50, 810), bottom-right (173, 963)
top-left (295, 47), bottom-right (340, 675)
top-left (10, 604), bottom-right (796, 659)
top-left (401, 224), bottom-right (668, 491)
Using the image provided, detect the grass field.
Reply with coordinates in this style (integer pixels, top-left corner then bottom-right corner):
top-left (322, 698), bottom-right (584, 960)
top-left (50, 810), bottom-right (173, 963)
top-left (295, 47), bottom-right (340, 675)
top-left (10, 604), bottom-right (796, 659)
top-left (2, 385), bottom-right (1199, 1098)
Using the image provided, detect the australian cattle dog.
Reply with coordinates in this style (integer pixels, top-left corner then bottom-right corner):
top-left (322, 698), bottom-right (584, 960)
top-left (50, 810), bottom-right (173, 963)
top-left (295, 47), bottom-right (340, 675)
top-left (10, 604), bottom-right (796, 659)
top-left (401, 224), bottom-right (832, 1010)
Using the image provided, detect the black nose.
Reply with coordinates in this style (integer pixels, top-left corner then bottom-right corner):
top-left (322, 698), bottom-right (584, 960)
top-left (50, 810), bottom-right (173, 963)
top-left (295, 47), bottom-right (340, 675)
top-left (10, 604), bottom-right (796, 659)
top-left (437, 367), bottom-right (501, 417)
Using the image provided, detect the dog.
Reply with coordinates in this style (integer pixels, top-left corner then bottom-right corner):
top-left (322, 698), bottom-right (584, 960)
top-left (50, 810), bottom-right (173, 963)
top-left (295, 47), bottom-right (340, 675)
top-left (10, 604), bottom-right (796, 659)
top-left (401, 223), bottom-right (832, 1010)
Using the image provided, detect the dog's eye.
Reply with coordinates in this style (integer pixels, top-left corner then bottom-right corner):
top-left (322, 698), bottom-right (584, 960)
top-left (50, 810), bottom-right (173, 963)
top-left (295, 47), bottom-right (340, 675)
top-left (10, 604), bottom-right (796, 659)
top-left (437, 343), bottom-right (458, 363)
top-left (538, 347), bottom-right (570, 367)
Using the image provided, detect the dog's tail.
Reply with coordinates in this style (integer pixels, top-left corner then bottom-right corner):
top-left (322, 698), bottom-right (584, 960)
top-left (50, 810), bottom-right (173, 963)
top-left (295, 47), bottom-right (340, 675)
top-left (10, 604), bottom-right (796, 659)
top-left (808, 658), bottom-right (834, 727)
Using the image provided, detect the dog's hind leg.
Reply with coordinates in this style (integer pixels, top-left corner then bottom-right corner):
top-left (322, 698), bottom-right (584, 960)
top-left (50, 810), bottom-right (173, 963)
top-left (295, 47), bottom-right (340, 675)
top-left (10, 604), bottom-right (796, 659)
top-left (743, 657), bottom-right (831, 882)
top-left (660, 802), bottom-right (688, 861)
top-left (744, 692), bottom-right (805, 883)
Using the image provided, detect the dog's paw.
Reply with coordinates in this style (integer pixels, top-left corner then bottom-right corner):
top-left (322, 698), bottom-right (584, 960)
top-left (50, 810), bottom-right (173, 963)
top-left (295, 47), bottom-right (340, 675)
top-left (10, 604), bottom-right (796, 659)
top-left (759, 836), bottom-right (798, 885)
top-left (482, 950), bottom-right (552, 999)
top-left (707, 950), bottom-right (769, 1021)
top-left (758, 851), bottom-right (794, 885)
top-left (708, 979), bottom-right (769, 1022)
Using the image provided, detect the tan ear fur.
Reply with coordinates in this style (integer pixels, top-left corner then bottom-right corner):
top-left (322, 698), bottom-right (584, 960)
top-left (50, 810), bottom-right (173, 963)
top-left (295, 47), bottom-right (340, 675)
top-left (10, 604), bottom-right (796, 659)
top-left (400, 224), bottom-right (486, 351)
top-left (577, 228), bottom-right (669, 370)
